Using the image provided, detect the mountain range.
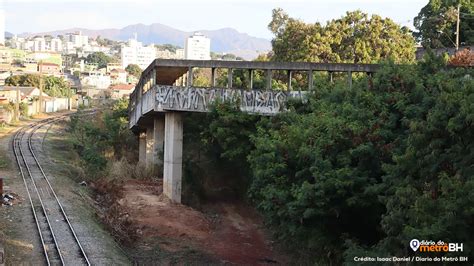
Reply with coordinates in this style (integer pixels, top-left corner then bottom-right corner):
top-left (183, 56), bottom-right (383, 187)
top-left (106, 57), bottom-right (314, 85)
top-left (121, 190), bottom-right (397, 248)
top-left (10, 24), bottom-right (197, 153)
top-left (17, 23), bottom-right (272, 60)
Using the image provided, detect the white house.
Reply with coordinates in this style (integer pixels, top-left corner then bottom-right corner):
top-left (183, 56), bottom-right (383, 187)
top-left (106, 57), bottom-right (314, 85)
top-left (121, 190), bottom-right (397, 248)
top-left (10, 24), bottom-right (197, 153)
top-left (109, 68), bottom-right (128, 85)
top-left (81, 72), bottom-right (111, 89)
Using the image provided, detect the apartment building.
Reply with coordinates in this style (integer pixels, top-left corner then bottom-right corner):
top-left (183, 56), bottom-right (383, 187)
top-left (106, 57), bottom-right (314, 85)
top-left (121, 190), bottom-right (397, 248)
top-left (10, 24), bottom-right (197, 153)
top-left (184, 32), bottom-right (211, 60)
top-left (120, 38), bottom-right (156, 69)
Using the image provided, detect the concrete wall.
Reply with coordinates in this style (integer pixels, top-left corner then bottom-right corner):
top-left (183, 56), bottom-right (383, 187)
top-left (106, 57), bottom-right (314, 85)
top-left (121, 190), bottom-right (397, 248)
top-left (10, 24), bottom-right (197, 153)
top-left (155, 85), bottom-right (306, 115)
top-left (129, 85), bottom-right (306, 129)
top-left (163, 112), bottom-right (183, 203)
top-left (45, 98), bottom-right (69, 113)
top-left (27, 97), bottom-right (70, 116)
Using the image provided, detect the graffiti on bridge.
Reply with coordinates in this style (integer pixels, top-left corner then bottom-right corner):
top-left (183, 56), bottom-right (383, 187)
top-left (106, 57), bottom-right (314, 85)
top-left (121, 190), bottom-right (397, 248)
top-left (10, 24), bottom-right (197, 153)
top-left (155, 86), bottom-right (305, 114)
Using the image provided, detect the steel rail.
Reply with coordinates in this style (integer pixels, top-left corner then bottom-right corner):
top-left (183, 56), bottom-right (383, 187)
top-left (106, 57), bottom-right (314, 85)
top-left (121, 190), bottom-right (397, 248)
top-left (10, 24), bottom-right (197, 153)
top-left (12, 111), bottom-right (98, 265)
top-left (29, 117), bottom-right (91, 266)
top-left (14, 120), bottom-right (65, 265)
top-left (12, 126), bottom-right (52, 265)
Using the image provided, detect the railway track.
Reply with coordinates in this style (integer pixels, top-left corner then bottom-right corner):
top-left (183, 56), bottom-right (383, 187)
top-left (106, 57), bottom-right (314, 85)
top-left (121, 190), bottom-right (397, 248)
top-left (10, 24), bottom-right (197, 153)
top-left (12, 116), bottom-right (91, 266)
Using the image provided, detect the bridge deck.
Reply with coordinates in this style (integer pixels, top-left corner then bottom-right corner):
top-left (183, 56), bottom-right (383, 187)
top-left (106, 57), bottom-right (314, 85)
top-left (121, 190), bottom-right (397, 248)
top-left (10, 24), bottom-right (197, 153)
top-left (128, 59), bottom-right (381, 202)
top-left (129, 59), bottom-right (379, 130)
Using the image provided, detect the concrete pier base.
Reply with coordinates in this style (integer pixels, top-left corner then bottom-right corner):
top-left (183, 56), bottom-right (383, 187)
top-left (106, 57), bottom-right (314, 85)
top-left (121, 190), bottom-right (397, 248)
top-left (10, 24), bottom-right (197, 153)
top-left (145, 117), bottom-right (165, 171)
top-left (145, 127), bottom-right (154, 168)
top-left (138, 131), bottom-right (146, 164)
top-left (163, 112), bottom-right (183, 203)
top-left (153, 117), bottom-right (165, 169)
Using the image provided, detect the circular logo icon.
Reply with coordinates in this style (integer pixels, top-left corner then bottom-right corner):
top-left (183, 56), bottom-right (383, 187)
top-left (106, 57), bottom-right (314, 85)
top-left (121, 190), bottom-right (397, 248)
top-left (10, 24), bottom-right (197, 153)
top-left (410, 239), bottom-right (420, 251)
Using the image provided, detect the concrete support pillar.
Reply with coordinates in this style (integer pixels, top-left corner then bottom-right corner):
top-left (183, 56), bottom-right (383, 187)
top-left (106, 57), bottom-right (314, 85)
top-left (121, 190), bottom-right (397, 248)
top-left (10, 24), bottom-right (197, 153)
top-left (163, 112), bottom-right (183, 203)
top-left (287, 70), bottom-right (292, 91)
top-left (187, 67), bottom-right (193, 88)
top-left (266, 69), bottom-right (272, 90)
top-left (227, 68), bottom-right (233, 88)
top-left (329, 71), bottom-right (333, 83)
top-left (308, 70), bottom-right (313, 90)
top-left (146, 117), bottom-right (165, 170)
top-left (249, 69), bottom-right (253, 89)
top-left (145, 126), bottom-right (154, 168)
top-left (211, 67), bottom-right (216, 87)
top-left (138, 131), bottom-right (146, 164)
top-left (154, 117), bottom-right (165, 167)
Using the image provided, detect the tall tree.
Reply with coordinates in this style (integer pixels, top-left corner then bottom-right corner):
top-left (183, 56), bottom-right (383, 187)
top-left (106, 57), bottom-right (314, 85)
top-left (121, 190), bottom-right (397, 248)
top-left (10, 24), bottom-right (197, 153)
top-left (414, 0), bottom-right (474, 48)
top-left (125, 64), bottom-right (142, 78)
top-left (5, 74), bottom-right (71, 97)
top-left (86, 52), bottom-right (115, 69)
top-left (269, 9), bottom-right (416, 64)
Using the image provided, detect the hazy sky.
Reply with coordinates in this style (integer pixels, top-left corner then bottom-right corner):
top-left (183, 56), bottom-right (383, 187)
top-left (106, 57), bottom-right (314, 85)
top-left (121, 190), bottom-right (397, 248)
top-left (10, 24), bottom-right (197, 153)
top-left (4, 0), bottom-right (428, 39)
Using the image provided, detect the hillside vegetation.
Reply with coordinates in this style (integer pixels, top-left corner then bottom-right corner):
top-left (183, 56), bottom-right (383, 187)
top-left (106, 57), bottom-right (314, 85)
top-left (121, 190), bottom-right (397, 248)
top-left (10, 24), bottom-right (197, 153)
top-left (184, 55), bottom-right (473, 264)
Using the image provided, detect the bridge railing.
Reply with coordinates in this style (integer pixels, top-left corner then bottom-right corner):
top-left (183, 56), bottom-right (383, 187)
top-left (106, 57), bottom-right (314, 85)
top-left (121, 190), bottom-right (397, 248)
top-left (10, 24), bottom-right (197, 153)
top-left (129, 59), bottom-right (380, 129)
top-left (128, 84), bottom-right (309, 128)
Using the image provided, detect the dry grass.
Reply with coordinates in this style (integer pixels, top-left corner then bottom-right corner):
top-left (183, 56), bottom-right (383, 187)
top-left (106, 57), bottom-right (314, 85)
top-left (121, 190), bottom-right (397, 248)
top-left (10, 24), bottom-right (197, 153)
top-left (107, 159), bottom-right (154, 181)
top-left (0, 155), bottom-right (9, 169)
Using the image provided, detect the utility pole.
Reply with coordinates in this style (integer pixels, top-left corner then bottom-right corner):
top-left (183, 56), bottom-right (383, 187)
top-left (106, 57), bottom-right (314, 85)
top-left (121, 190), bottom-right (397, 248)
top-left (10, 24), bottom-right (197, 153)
top-left (39, 60), bottom-right (43, 114)
top-left (456, 3), bottom-right (460, 51)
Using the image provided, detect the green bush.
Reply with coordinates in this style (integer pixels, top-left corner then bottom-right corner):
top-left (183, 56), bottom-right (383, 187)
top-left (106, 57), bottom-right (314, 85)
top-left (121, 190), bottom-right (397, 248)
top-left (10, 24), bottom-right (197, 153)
top-left (246, 57), bottom-right (474, 263)
top-left (69, 99), bottom-right (136, 178)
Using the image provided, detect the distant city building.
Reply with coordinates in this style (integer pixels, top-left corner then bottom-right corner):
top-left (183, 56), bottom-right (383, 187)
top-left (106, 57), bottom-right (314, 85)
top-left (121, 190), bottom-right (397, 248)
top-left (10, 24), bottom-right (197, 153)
top-left (120, 37), bottom-right (157, 69)
top-left (10, 35), bottom-right (25, 49)
top-left (67, 31), bottom-right (89, 48)
top-left (176, 48), bottom-right (185, 59)
top-left (81, 72), bottom-right (111, 89)
top-left (33, 37), bottom-right (47, 52)
top-left (106, 63), bottom-right (123, 73)
top-left (78, 45), bottom-right (112, 58)
top-left (184, 32), bottom-right (210, 60)
top-left (109, 68), bottom-right (128, 84)
top-left (0, 47), bottom-right (11, 72)
top-left (26, 52), bottom-right (62, 67)
top-left (50, 38), bottom-right (62, 52)
top-left (0, 47), bottom-right (13, 65)
top-left (108, 83), bottom-right (135, 99)
top-left (39, 62), bottom-right (61, 75)
top-left (63, 41), bottom-right (76, 54)
top-left (21, 40), bottom-right (34, 51)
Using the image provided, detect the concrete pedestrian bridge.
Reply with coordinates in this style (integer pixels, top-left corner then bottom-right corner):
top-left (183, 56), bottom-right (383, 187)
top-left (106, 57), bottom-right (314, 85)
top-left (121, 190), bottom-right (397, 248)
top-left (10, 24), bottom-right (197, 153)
top-left (129, 59), bottom-right (379, 203)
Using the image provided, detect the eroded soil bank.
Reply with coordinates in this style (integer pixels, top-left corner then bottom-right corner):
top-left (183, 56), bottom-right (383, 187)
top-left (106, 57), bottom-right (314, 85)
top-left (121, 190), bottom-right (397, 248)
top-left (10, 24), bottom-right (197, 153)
top-left (95, 179), bottom-right (288, 264)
